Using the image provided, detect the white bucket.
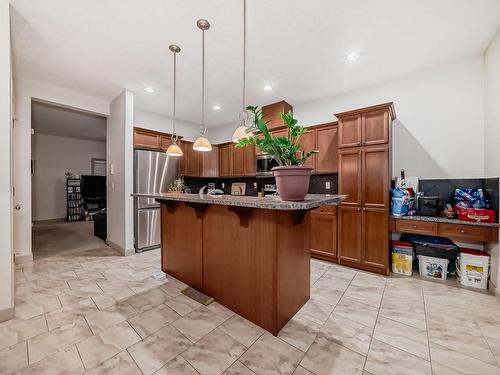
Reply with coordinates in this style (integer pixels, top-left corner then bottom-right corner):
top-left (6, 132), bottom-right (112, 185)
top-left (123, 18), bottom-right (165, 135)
top-left (418, 255), bottom-right (449, 280)
top-left (457, 253), bottom-right (490, 290)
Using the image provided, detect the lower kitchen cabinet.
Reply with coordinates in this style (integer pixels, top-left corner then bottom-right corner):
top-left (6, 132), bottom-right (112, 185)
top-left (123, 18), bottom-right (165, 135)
top-left (338, 206), bottom-right (389, 275)
top-left (309, 205), bottom-right (337, 262)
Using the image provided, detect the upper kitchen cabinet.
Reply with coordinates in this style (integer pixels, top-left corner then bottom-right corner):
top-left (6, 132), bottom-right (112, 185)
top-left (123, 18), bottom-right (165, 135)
top-left (316, 124), bottom-right (338, 173)
top-left (201, 146), bottom-right (219, 177)
top-left (336, 102), bottom-right (395, 148)
top-left (160, 136), bottom-right (173, 151)
top-left (219, 144), bottom-right (232, 177)
top-left (298, 129), bottom-right (316, 170)
top-left (133, 127), bottom-right (161, 149)
top-left (231, 144), bottom-right (256, 176)
top-left (262, 101), bottom-right (293, 130)
top-left (180, 141), bottom-right (201, 177)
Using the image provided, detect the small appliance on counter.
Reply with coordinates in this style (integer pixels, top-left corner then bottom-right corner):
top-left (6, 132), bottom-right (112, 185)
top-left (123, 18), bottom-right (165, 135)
top-left (263, 184), bottom-right (278, 197)
top-left (231, 183), bottom-right (246, 196)
top-left (417, 196), bottom-right (440, 217)
top-left (256, 154), bottom-right (279, 177)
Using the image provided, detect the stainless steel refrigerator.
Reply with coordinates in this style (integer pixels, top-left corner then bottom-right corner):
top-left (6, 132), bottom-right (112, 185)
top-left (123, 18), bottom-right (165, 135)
top-left (134, 149), bottom-right (179, 252)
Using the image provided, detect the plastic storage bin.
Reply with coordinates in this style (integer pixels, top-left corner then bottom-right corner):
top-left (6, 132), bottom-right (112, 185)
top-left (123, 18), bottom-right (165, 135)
top-left (456, 249), bottom-right (490, 289)
top-left (418, 255), bottom-right (449, 280)
top-left (391, 241), bottom-right (413, 276)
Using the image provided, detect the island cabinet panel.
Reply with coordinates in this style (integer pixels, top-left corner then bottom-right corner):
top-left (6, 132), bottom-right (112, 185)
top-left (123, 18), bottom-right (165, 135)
top-left (201, 205), bottom-right (310, 335)
top-left (161, 202), bottom-right (203, 290)
top-left (201, 146), bottom-right (219, 177)
top-left (316, 125), bottom-right (338, 173)
top-left (219, 145), bottom-right (232, 177)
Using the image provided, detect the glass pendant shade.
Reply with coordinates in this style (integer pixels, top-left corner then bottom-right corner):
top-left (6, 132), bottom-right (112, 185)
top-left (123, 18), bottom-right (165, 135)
top-left (166, 142), bottom-right (183, 156)
top-left (193, 136), bottom-right (212, 152)
top-left (232, 125), bottom-right (248, 143)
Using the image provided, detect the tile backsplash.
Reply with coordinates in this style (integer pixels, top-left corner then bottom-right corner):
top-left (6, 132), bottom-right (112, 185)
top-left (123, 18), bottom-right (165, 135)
top-left (184, 173), bottom-right (338, 196)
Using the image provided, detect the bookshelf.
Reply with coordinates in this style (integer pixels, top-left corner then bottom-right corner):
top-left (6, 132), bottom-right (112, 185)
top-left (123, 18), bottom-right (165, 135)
top-left (67, 178), bottom-right (83, 221)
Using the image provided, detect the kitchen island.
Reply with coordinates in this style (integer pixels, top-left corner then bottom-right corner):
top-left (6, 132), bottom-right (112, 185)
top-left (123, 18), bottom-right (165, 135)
top-left (132, 192), bottom-right (347, 335)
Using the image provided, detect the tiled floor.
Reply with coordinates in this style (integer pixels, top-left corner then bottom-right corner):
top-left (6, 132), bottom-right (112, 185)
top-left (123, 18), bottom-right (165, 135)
top-left (4, 242), bottom-right (500, 374)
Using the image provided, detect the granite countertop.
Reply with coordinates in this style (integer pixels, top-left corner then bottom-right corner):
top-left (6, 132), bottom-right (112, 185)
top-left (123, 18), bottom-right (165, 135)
top-left (132, 193), bottom-right (348, 210)
top-left (390, 214), bottom-right (500, 228)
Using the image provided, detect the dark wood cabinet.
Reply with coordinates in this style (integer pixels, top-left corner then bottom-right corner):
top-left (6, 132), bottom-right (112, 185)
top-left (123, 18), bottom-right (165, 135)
top-left (160, 136), bottom-right (173, 151)
top-left (202, 146), bottom-right (219, 177)
top-left (316, 125), bottom-right (338, 173)
top-left (134, 129), bottom-right (161, 149)
top-left (231, 144), bottom-right (255, 176)
top-left (219, 145), bottom-right (232, 177)
top-left (310, 205), bottom-right (337, 261)
top-left (336, 102), bottom-right (395, 275)
top-left (262, 101), bottom-right (293, 130)
top-left (182, 142), bottom-right (201, 177)
top-left (298, 130), bottom-right (316, 170)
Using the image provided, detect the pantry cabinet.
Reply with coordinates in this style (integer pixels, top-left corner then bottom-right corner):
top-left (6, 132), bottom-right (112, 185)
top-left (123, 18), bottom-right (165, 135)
top-left (310, 205), bottom-right (338, 262)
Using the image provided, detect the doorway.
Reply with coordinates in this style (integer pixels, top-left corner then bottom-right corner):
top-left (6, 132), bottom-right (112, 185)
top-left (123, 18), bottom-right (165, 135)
top-left (30, 100), bottom-right (108, 258)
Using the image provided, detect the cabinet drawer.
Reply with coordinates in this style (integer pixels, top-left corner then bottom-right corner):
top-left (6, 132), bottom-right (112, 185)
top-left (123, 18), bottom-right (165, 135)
top-left (395, 219), bottom-right (437, 235)
top-left (312, 205), bottom-right (337, 215)
top-left (437, 223), bottom-right (493, 243)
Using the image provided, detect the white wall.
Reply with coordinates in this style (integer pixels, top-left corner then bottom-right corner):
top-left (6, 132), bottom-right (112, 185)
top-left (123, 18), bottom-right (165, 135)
top-left (31, 133), bottom-right (106, 221)
top-left (484, 27), bottom-right (500, 290)
top-left (135, 108), bottom-right (201, 142)
top-left (107, 90), bottom-right (134, 254)
top-left (292, 54), bottom-right (485, 179)
top-left (13, 78), bottom-right (109, 259)
top-left (0, 0), bottom-right (14, 320)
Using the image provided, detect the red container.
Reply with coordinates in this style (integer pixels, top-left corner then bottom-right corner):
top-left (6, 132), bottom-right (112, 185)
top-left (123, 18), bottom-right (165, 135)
top-left (456, 207), bottom-right (496, 223)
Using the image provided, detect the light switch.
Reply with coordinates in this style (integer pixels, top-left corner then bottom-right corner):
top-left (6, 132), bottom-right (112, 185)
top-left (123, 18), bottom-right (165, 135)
top-left (253, 182), bottom-right (257, 188)
top-left (222, 183), bottom-right (225, 189)
top-left (325, 181), bottom-right (331, 190)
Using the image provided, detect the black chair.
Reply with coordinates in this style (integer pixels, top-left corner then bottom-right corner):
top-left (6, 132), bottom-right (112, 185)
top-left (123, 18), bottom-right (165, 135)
top-left (93, 212), bottom-right (107, 241)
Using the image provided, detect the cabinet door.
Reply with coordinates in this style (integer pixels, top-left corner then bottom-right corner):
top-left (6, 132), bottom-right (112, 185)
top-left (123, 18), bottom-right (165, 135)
top-left (179, 142), bottom-right (188, 176)
top-left (338, 149), bottom-right (362, 206)
top-left (338, 206), bottom-right (362, 264)
top-left (298, 130), bottom-right (316, 170)
top-left (243, 145), bottom-right (256, 176)
top-left (185, 144), bottom-right (201, 176)
top-left (271, 128), bottom-right (288, 138)
top-left (160, 136), bottom-right (173, 151)
top-left (231, 145), bottom-right (244, 176)
top-left (362, 109), bottom-right (389, 146)
top-left (362, 146), bottom-right (389, 208)
top-left (134, 130), bottom-right (160, 149)
top-left (310, 211), bottom-right (337, 261)
top-left (316, 126), bottom-right (338, 173)
top-left (362, 208), bottom-right (389, 273)
top-left (262, 101), bottom-right (292, 130)
top-left (338, 114), bottom-right (361, 148)
top-left (219, 145), bottom-right (231, 177)
top-left (202, 146), bottom-right (219, 177)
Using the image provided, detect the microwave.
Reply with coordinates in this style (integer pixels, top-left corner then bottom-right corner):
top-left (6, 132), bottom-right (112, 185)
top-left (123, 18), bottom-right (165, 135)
top-left (256, 154), bottom-right (279, 176)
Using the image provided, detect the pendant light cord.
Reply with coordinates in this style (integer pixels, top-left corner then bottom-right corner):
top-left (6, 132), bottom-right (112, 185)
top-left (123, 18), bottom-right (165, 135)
top-left (242, 0), bottom-right (246, 112)
top-left (172, 50), bottom-right (177, 142)
top-left (201, 28), bottom-right (206, 135)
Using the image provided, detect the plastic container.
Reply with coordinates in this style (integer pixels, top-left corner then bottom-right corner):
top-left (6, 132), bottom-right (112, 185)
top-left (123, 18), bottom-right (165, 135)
top-left (456, 207), bottom-right (496, 223)
top-left (391, 241), bottom-right (413, 276)
top-left (418, 255), bottom-right (449, 280)
top-left (456, 248), bottom-right (490, 289)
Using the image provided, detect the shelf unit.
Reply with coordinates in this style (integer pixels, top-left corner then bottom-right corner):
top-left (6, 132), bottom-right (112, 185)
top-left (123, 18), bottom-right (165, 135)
top-left (67, 178), bottom-right (83, 221)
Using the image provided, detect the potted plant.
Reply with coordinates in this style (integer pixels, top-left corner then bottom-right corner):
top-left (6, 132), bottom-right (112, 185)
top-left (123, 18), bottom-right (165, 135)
top-left (236, 106), bottom-right (317, 201)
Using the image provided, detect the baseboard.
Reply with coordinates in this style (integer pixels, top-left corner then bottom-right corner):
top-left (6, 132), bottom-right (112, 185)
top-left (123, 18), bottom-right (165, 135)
top-left (106, 240), bottom-right (135, 256)
top-left (14, 253), bottom-right (33, 264)
top-left (0, 306), bottom-right (14, 323)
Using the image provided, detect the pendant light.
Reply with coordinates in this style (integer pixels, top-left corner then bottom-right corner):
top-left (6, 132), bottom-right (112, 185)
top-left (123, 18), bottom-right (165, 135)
top-left (166, 44), bottom-right (183, 157)
top-left (193, 19), bottom-right (212, 152)
top-left (232, 0), bottom-right (251, 143)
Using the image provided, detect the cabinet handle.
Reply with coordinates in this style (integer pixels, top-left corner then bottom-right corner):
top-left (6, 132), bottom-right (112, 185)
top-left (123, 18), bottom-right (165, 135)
top-left (412, 225), bottom-right (417, 229)
top-left (460, 229), bottom-right (465, 234)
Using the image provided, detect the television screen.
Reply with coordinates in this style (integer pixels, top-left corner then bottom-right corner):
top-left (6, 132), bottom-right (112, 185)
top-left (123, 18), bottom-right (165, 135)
top-left (81, 175), bottom-right (106, 199)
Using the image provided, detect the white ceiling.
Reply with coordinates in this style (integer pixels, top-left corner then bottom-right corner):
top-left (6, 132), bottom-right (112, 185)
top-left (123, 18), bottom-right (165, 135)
top-left (32, 101), bottom-right (106, 142)
top-left (10, 0), bottom-right (500, 128)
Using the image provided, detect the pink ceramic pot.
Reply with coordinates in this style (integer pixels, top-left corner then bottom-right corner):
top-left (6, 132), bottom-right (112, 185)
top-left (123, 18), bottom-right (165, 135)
top-left (272, 165), bottom-right (313, 201)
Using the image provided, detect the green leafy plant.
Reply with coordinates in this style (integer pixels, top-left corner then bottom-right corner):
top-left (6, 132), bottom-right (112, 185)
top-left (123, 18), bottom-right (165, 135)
top-left (236, 105), bottom-right (317, 166)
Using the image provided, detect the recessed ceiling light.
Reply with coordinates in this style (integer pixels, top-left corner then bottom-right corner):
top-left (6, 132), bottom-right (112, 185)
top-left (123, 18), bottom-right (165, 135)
top-left (263, 85), bottom-right (273, 91)
top-left (346, 52), bottom-right (360, 61)
top-left (144, 87), bottom-right (155, 93)
top-left (212, 105), bottom-right (221, 110)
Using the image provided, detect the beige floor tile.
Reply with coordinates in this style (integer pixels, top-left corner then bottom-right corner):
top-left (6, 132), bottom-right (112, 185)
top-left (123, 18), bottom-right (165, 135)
top-left (172, 305), bottom-right (231, 343)
top-left (292, 366), bottom-right (313, 375)
top-left (365, 339), bottom-right (431, 375)
top-left (154, 356), bottom-right (199, 375)
top-left (379, 295), bottom-right (426, 331)
top-left (182, 328), bottom-right (246, 374)
top-left (77, 321), bottom-right (141, 369)
top-left (344, 284), bottom-right (384, 308)
top-left (431, 362), bottom-right (466, 375)
top-left (84, 350), bottom-right (142, 375)
top-left (28, 316), bottom-right (92, 364)
top-left (278, 316), bottom-right (321, 353)
top-left (240, 334), bottom-right (303, 375)
top-left (430, 341), bottom-right (500, 375)
top-left (165, 294), bottom-right (202, 316)
top-left (295, 299), bottom-right (334, 325)
top-left (321, 313), bottom-right (373, 356)
top-left (45, 299), bottom-right (98, 330)
top-left (159, 279), bottom-right (188, 298)
top-left (128, 304), bottom-right (181, 338)
top-left (0, 315), bottom-right (47, 351)
top-left (225, 360), bottom-right (256, 374)
top-left (373, 316), bottom-right (429, 360)
top-left (85, 302), bottom-right (137, 333)
top-left (128, 325), bottom-right (191, 375)
top-left (300, 335), bottom-right (365, 375)
top-left (310, 284), bottom-right (343, 306)
top-left (219, 315), bottom-right (265, 348)
top-left (125, 287), bottom-right (170, 313)
top-left (0, 341), bottom-right (28, 374)
top-left (67, 279), bottom-right (103, 295)
top-left (17, 345), bottom-right (84, 375)
top-left (13, 303), bottom-right (45, 321)
top-left (92, 294), bottom-right (116, 310)
top-left (333, 296), bottom-right (379, 328)
top-left (16, 292), bottom-right (61, 314)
